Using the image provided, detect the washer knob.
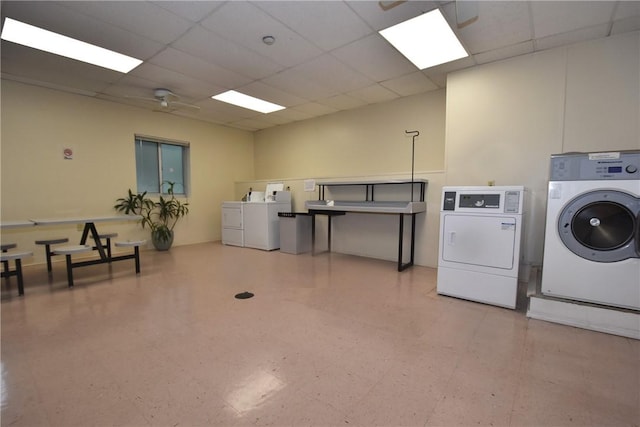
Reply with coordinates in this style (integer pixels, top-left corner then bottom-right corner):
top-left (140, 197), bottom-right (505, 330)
top-left (626, 164), bottom-right (638, 174)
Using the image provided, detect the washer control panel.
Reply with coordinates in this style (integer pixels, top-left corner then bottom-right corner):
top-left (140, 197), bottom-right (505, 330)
top-left (550, 150), bottom-right (640, 181)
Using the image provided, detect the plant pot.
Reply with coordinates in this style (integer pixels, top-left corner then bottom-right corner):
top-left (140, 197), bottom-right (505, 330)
top-left (152, 230), bottom-right (174, 251)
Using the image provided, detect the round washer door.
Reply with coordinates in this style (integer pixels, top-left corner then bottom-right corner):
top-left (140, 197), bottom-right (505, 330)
top-left (558, 190), bottom-right (639, 262)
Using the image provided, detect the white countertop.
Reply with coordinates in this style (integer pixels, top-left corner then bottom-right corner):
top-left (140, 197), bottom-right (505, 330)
top-left (305, 200), bottom-right (426, 214)
top-left (0, 220), bottom-right (35, 229)
top-left (29, 215), bottom-right (142, 225)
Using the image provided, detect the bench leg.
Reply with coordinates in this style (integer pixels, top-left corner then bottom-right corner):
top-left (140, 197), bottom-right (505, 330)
top-left (45, 244), bottom-right (53, 272)
top-left (134, 246), bottom-right (140, 274)
top-left (15, 259), bottom-right (24, 296)
top-left (2, 248), bottom-right (9, 277)
top-left (65, 254), bottom-right (74, 288)
top-left (106, 238), bottom-right (112, 262)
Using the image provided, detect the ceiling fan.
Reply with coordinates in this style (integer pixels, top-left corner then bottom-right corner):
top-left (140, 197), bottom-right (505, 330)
top-left (126, 88), bottom-right (200, 112)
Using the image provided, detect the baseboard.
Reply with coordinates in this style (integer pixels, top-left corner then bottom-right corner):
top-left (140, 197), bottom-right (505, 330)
top-left (527, 294), bottom-right (640, 340)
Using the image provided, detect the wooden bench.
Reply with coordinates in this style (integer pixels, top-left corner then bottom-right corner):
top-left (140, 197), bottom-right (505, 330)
top-left (54, 240), bottom-right (145, 288)
top-left (35, 237), bottom-right (69, 272)
top-left (1, 250), bottom-right (33, 296)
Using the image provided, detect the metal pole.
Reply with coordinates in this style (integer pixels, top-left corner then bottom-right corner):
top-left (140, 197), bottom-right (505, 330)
top-left (405, 130), bottom-right (419, 202)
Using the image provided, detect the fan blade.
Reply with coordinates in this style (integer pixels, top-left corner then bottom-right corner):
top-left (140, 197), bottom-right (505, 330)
top-left (171, 101), bottom-right (201, 111)
top-left (378, 1), bottom-right (406, 11)
top-left (124, 95), bottom-right (159, 103)
top-left (456, 0), bottom-right (478, 29)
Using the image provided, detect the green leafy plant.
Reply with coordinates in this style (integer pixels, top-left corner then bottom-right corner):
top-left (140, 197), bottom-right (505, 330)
top-left (114, 182), bottom-right (189, 247)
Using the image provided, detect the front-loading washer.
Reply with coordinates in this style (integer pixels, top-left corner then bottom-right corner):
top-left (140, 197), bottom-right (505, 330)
top-left (541, 150), bottom-right (640, 310)
top-left (437, 186), bottom-right (526, 309)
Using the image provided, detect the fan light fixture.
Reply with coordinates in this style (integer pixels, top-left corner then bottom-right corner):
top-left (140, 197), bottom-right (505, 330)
top-left (212, 90), bottom-right (285, 114)
top-left (379, 9), bottom-right (468, 70)
top-left (0, 17), bottom-right (142, 73)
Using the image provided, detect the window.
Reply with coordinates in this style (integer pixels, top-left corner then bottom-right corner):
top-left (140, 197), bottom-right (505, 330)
top-left (135, 135), bottom-right (189, 195)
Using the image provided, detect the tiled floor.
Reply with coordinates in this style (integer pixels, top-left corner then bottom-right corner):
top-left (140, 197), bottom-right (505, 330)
top-left (1, 242), bottom-right (638, 426)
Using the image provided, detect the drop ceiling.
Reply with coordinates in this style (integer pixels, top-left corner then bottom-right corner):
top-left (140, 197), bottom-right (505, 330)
top-left (1, 1), bottom-right (639, 131)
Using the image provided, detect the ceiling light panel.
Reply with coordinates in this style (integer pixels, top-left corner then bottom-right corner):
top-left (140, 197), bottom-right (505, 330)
top-left (379, 9), bottom-right (468, 70)
top-left (0, 18), bottom-right (142, 73)
top-left (212, 90), bottom-right (285, 114)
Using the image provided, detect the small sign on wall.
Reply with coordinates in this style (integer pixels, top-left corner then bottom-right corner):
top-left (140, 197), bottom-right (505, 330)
top-left (63, 148), bottom-right (73, 160)
top-left (304, 179), bottom-right (316, 192)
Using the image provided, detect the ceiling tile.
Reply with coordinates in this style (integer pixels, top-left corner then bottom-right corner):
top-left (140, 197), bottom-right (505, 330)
top-left (535, 23), bottom-right (611, 51)
top-left (200, 99), bottom-right (262, 121)
top-left (611, 16), bottom-right (640, 34)
top-left (441, 1), bottom-right (533, 54)
top-left (292, 54), bottom-right (374, 95)
top-left (231, 117), bottom-right (278, 131)
top-left (331, 34), bottom-right (417, 82)
top-left (254, 1), bottom-right (372, 51)
top-left (57, 1), bottom-right (193, 45)
top-left (347, 84), bottom-right (400, 104)
top-left (614, 1), bottom-right (640, 20)
top-left (317, 94), bottom-right (368, 111)
top-left (152, 1), bottom-right (223, 23)
top-left (127, 62), bottom-right (222, 102)
top-left (148, 48), bottom-right (252, 89)
top-left (172, 26), bottom-right (283, 80)
top-left (200, 2), bottom-right (322, 68)
top-left (380, 71), bottom-right (439, 96)
top-left (347, 0), bottom-right (437, 31)
top-left (261, 67), bottom-right (336, 100)
top-left (268, 108), bottom-right (314, 122)
top-left (290, 102), bottom-right (337, 116)
top-left (233, 81), bottom-right (309, 107)
top-left (474, 41), bottom-right (535, 65)
top-left (531, 1), bottom-right (617, 39)
top-left (260, 113), bottom-right (296, 126)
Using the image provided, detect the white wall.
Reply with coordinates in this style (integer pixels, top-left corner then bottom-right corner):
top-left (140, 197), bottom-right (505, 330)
top-left (445, 30), bottom-right (639, 267)
top-left (1, 80), bottom-right (254, 265)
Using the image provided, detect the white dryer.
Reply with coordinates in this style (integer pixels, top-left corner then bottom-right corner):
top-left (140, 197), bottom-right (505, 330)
top-left (437, 186), bottom-right (526, 309)
top-left (541, 150), bottom-right (640, 310)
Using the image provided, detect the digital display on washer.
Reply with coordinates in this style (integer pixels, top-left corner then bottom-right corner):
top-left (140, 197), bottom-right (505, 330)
top-left (459, 194), bottom-right (500, 209)
top-left (608, 166), bottom-right (622, 173)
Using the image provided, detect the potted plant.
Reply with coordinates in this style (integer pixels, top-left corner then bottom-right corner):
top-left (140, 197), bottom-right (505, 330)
top-left (114, 181), bottom-right (189, 251)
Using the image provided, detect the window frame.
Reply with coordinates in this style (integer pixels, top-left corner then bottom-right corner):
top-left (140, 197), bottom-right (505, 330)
top-left (134, 134), bottom-right (190, 196)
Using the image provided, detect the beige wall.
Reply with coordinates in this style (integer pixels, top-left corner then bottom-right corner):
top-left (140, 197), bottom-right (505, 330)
top-left (1, 80), bottom-right (254, 265)
top-left (245, 90), bottom-right (448, 268)
top-left (254, 89), bottom-right (446, 179)
top-left (445, 30), bottom-right (640, 267)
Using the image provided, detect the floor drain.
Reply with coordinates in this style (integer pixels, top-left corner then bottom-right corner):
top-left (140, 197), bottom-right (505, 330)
top-left (235, 291), bottom-right (254, 299)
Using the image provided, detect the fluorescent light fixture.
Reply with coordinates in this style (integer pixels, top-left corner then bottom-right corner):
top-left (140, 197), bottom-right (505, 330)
top-left (1, 18), bottom-right (142, 73)
top-left (212, 90), bottom-right (285, 114)
top-left (379, 9), bottom-right (468, 70)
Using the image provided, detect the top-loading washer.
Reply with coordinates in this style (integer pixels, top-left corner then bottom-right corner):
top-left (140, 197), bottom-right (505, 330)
top-left (541, 150), bottom-right (640, 310)
top-left (437, 186), bottom-right (526, 309)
